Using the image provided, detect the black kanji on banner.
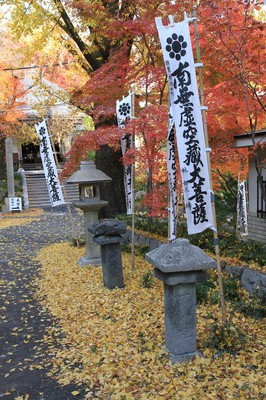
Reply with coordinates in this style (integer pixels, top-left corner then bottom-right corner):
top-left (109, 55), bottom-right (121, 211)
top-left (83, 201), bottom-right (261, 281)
top-left (156, 17), bottom-right (214, 234)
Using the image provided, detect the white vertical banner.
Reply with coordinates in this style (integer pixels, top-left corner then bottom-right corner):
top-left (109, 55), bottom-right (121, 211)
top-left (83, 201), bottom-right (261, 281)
top-left (237, 180), bottom-right (248, 236)
top-left (35, 119), bottom-right (65, 207)
top-left (116, 92), bottom-right (133, 214)
top-left (167, 108), bottom-right (178, 240)
top-left (156, 16), bottom-right (214, 234)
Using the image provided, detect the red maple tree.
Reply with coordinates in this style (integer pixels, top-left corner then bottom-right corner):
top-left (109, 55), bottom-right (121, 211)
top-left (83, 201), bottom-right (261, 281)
top-left (5, 0), bottom-right (265, 216)
top-left (198, 0), bottom-right (265, 184)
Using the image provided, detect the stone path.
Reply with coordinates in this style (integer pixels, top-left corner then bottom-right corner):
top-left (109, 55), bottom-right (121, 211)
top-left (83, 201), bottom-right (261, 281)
top-left (0, 210), bottom-right (87, 400)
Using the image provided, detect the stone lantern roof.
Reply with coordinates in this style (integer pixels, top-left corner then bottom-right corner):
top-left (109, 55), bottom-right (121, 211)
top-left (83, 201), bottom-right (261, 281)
top-left (67, 161), bottom-right (112, 185)
top-left (145, 238), bottom-right (216, 273)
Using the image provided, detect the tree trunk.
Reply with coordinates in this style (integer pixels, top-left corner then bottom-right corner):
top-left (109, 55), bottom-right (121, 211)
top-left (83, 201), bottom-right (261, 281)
top-left (95, 144), bottom-right (126, 218)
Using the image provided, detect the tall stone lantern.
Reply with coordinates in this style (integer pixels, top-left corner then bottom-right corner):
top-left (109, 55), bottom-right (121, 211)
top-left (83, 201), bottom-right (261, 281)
top-left (67, 160), bottom-right (112, 266)
top-left (145, 238), bottom-right (216, 363)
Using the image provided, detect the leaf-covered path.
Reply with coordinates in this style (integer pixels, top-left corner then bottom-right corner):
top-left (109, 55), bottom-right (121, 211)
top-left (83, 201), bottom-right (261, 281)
top-left (1, 210), bottom-right (265, 399)
top-left (0, 210), bottom-right (84, 399)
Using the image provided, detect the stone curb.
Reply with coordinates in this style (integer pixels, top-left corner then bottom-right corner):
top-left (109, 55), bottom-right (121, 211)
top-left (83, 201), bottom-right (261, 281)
top-left (122, 230), bottom-right (165, 251)
top-left (123, 230), bottom-right (265, 299)
top-left (225, 265), bottom-right (266, 299)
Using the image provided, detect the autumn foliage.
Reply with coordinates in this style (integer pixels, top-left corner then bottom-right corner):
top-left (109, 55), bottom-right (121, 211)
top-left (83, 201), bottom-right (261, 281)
top-left (200, 0), bottom-right (265, 181)
top-left (0, 69), bottom-right (26, 136)
top-left (1, 0), bottom-right (265, 216)
top-left (60, 1), bottom-right (265, 216)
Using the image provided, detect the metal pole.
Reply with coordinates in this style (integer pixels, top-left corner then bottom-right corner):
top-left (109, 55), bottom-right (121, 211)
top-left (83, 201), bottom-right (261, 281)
top-left (192, 10), bottom-right (227, 323)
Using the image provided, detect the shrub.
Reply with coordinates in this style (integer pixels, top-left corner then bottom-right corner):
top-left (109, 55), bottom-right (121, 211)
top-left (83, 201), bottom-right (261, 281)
top-left (203, 319), bottom-right (247, 355)
top-left (196, 278), bottom-right (216, 305)
top-left (141, 271), bottom-right (155, 288)
top-left (121, 242), bottom-right (149, 258)
top-left (0, 173), bottom-right (24, 210)
top-left (233, 295), bottom-right (266, 320)
top-left (0, 180), bottom-right (7, 208)
top-left (223, 277), bottom-right (242, 302)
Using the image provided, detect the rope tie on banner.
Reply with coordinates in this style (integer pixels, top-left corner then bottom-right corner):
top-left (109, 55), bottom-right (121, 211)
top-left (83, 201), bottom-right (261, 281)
top-left (169, 15), bottom-right (175, 27)
top-left (210, 191), bottom-right (216, 202)
top-left (195, 62), bottom-right (203, 68)
top-left (184, 11), bottom-right (197, 24)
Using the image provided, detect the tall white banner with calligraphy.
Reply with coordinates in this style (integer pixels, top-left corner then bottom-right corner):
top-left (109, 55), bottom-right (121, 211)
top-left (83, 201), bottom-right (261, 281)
top-left (237, 180), bottom-right (248, 236)
top-left (35, 119), bottom-right (65, 207)
top-left (167, 108), bottom-right (178, 240)
top-left (156, 16), bottom-right (214, 234)
top-left (116, 93), bottom-right (133, 214)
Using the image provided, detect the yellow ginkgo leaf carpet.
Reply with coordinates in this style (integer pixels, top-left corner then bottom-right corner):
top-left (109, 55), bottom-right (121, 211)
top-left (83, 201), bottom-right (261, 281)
top-left (36, 243), bottom-right (265, 400)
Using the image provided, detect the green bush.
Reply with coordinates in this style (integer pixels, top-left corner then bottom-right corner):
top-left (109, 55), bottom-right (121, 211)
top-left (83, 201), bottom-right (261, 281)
top-left (118, 210), bottom-right (266, 270)
top-left (203, 319), bottom-right (247, 355)
top-left (0, 173), bottom-right (24, 210)
top-left (233, 295), bottom-right (266, 320)
top-left (141, 271), bottom-right (154, 288)
top-left (14, 171), bottom-right (23, 186)
top-left (196, 278), bottom-right (216, 305)
top-left (223, 277), bottom-right (242, 302)
top-left (0, 180), bottom-right (7, 208)
top-left (117, 214), bottom-right (169, 237)
top-left (196, 276), bottom-right (242, 305)
top-left (215, 173), bottom-right (238, 225)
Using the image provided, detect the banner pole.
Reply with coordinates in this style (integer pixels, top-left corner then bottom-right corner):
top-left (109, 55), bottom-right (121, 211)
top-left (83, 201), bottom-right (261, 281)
top-left (48, 124), bottom-right (80, 247)
top-left (167, 94), bottom-right (176, 243)
top-left (167, 93), bottom-right (171, 243)
top-left (236, 173), bottom-right (241, 233)
top-left (192, 10), bottom-right (226, 323)
top-left (131, 86), bottom-right (135, 272)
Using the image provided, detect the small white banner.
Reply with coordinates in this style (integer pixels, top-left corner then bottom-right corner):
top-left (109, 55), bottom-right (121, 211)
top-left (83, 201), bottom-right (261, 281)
top-left (237, 180), bottom-right (248, 236)
top-left (116, 92), bottom-right (133, 214)
top-left (167, 109), bottom-right (178, 240)
top-left (35, 119), bottom-right (65, 207)
top-left (156, 16), bottom-right (214, 234)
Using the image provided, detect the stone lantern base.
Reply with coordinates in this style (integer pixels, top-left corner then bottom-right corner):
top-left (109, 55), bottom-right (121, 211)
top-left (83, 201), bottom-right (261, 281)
top-left (78, 255), bottom-right (101, 267)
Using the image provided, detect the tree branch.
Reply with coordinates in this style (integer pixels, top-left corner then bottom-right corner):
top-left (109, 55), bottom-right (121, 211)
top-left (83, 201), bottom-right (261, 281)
top-left (52, 0), bottom-right (101, 71)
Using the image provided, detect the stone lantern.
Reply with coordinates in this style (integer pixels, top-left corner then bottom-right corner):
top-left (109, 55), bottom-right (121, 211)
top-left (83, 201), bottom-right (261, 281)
top-left (67, 160), bottom-right (112, 266)
top-left (145, 238), bottom-right (216, 363)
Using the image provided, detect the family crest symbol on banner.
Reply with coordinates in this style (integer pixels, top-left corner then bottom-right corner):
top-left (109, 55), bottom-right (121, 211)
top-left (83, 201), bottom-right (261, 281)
top-left (156, 16), bottom-right (215, 235)
top-left (35, 119), bottom-right (65, 207)
top-left (116, 92), bottom-right (134, 215)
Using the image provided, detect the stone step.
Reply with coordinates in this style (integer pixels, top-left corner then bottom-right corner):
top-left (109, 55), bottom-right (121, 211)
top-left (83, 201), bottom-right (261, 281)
top-left (23, 162), bottom-right (65, 171)
top-left (25, 172), bottom-right (79, 208)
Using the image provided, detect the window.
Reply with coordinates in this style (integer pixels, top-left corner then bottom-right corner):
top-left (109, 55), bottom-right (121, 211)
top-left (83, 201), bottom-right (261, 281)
top-left (257, 176), bottom-right (266, 218)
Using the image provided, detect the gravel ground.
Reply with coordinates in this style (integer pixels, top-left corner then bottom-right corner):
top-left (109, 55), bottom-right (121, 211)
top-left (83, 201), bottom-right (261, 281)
top-left (0, 209), bottom-right (88, 400)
